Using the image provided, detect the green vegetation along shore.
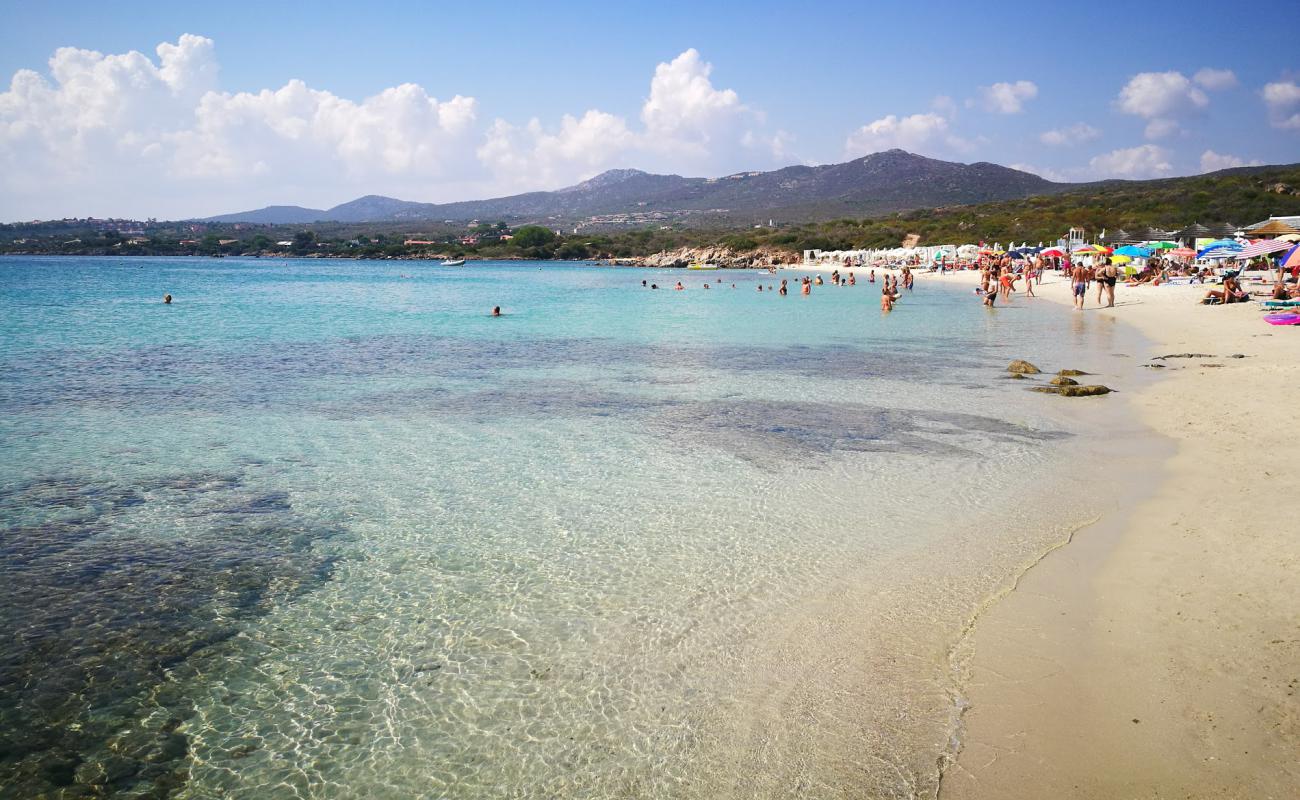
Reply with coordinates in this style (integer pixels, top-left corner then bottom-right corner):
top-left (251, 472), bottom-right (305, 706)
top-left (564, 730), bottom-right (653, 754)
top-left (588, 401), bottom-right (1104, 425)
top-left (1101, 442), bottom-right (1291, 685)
top-left (4, 165), bottom-right (1298, 263)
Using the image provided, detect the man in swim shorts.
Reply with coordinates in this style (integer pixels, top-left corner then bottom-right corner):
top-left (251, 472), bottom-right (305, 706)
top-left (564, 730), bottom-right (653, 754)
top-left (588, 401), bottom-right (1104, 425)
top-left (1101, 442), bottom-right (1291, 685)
top-left (1071, 262), bottom-right (1089, 310)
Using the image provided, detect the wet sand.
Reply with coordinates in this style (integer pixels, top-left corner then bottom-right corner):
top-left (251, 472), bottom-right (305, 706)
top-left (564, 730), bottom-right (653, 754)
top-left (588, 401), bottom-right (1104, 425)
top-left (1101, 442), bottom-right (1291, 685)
top-left (920, 270), bottom-right (1300, 798)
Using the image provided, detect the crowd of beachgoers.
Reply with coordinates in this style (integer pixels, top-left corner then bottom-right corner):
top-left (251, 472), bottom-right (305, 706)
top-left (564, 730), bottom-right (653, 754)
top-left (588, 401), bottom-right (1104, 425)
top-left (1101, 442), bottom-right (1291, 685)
top-left (799, 242), bottom-right (1300, 323)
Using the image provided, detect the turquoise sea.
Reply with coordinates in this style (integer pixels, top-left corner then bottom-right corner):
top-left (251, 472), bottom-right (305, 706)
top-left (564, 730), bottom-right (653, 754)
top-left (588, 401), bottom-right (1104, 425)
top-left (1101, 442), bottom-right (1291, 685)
top-left (1, 257), bottom-right (1146, 798)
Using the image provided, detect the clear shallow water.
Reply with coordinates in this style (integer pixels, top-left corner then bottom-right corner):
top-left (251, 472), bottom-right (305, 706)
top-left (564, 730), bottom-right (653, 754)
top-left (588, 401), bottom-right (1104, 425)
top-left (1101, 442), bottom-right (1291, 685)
top-left (1, 257), bottom-right (1143, 798)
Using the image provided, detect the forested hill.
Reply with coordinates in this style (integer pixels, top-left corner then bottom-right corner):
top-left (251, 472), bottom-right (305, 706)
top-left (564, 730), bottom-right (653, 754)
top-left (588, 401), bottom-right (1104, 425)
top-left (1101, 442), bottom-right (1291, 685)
top-left (204, 150), bottom-right (1065, 225)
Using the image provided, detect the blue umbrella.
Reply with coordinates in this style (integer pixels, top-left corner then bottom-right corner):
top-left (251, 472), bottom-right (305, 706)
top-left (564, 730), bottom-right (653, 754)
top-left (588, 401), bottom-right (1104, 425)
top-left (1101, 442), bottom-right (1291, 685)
top-left (1114, 245), bottom-right (1152, 257)
top-left (1197, 239), bottom-right (1242, 258)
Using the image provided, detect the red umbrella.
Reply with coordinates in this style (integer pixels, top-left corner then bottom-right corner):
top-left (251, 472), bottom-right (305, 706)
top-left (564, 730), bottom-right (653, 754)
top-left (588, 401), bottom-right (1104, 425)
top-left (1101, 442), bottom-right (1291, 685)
top-left (1040, 247), bottom-right (1066, 257)
top-left (1169, 247), bottom-right (1196, 258)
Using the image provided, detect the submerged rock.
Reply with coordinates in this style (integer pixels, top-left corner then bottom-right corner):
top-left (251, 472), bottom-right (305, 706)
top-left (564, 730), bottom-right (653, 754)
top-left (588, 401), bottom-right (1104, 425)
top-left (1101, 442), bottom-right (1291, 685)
top-left (1153, 353), bottom-right (1214, 360)
top-left (1007, 359), bottom-right (1041, 375)
top-left (1049, 376), bottom-right (1078, 386)
top-left (1057, 369), bottom-right (1089, 376)
top-left (1004, 373), bottom-right (1029, 380)
top-left (1031, 386), bottom-right (1062, 394)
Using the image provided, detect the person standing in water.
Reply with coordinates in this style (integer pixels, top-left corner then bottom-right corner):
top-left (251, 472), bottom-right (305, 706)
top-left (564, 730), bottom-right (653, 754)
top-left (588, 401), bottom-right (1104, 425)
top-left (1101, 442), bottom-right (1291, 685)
top-left (163, 294), bottom-right (172, 304)
top-left (492, 306), bottom-right (501, 316)
top-left (1071, 260), bottom-right (1089, 310)
top-left (779, 279), bottom-right (788, 296)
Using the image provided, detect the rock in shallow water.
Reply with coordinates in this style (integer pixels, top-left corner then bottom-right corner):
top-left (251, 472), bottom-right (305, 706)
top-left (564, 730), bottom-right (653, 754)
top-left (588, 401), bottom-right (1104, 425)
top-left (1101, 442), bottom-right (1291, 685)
top-left (1060, 385), bottom-right (1112, 397)
top-left (1049, 376), bottom-right (1078, 386)
top-left (1057, 369), bottom-right (1089, 376)
top-left (1007, 359), bottom-right (1041, 374)
top-left (1032, 384), bottom-right (1112, 397)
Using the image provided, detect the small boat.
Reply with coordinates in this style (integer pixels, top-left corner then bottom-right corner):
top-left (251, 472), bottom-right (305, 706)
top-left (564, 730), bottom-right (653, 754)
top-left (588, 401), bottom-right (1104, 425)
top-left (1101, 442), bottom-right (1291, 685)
top-left (687, 262), bottom-right (719, 270)
top-left (440, 259), bottom-right (466, 267)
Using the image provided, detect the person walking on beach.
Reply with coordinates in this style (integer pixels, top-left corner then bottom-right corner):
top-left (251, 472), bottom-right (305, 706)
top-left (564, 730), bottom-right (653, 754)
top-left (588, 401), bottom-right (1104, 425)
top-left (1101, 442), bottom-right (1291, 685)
top-left (1071, 261), bottom-right (1089, 310)
top-left (1098, 258), bottom-right (1118, 307)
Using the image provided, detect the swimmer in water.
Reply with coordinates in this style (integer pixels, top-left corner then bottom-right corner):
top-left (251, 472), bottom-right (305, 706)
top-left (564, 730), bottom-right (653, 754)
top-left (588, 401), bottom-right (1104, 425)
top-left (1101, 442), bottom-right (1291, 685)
top-left (779, 279), bottom-right (788, 296)
top-left (675, 282), bottom-right (684, 290)
top-left (163, 294), bottom-right (172, 304)
top-left (492, 306), bottom-right (501, 316)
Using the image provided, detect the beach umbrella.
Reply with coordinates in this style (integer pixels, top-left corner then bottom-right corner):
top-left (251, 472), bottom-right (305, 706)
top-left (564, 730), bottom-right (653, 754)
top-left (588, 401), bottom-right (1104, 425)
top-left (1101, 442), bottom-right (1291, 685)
top-left (1114, 245), bottom-right (1152, 257)
top-left (1111, 255), bottom-right (1133, 264)
top-left (1040, 247), bottom-right (1066, 257)
top-left (1149, 241), bottom-right (1178, 250)
top-left (1277, 233), bottom-right (1300, 243)
top-left (1280, 244), bottom-right (1300, 269)
top-left (1169, 247), bottom-right (1196, 258)
top-left (1234, 239), bottom-right (1293, 260)
top-left (1196, 239), bottom-right (1242, 258)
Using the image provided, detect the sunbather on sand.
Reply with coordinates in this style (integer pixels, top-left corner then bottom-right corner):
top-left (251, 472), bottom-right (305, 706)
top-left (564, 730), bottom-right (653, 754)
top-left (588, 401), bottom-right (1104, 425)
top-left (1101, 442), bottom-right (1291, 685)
top-left (1203, 276), bottom-right (1248, 305)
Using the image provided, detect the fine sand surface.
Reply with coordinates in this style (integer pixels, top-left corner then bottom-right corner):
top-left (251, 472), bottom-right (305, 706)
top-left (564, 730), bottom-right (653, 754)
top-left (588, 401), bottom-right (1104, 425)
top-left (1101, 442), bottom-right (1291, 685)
top-left (903, 270), bottom-right (1300, 799)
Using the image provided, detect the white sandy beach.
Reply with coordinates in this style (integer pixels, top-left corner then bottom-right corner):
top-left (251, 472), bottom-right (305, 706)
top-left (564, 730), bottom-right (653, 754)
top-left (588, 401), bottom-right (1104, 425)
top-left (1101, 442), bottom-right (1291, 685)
top-left (908, 270), bottom-right (1300, 798)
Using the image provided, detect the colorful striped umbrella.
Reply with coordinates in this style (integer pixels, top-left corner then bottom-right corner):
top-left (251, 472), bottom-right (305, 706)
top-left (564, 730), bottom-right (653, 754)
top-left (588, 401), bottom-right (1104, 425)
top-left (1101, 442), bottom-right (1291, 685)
top-left (1234, 239), bottom-right (1294, 260)
top-left (1281, 244), bottom-right (1300, 270)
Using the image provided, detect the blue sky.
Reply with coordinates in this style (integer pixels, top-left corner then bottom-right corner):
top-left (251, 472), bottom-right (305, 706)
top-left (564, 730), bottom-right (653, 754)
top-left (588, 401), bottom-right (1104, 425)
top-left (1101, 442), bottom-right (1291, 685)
top-left (1, 0), bottom-right (1297, 219)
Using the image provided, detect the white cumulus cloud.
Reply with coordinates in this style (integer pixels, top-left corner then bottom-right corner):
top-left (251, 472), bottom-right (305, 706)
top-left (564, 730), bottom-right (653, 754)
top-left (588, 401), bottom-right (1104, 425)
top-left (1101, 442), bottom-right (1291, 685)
top-left (1088, 144), bottom-right (1173, 179)
top-left (1262, 80), bottom-right (1300, 130)
top-left (1199, 150), bottom-right (1262, 173)
top-left (477, 111), bottom-right (636, 187)
top-left (976, 80), bottom-right (1038, 114)
top-left (0, 37), bottom-right (785, 219)
top-left (844, 112), bottom-right (971, 158)
top-left (1193, 68), bottom-right (1237, 91)
top-left (1039, 122), bottom-right (1101, 146)
top-left (1116, 71), bottom-right (1212, 140)
top-left (477, 48), bottom-right (780, 189)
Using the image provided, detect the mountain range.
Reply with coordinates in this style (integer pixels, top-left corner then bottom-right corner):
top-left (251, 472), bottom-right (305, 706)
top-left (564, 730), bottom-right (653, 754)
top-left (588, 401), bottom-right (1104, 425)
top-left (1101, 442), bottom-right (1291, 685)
top-left (203, 150), bottom-right (1296, 228)
top-left (203, 150), bottom-right (1079, 226)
